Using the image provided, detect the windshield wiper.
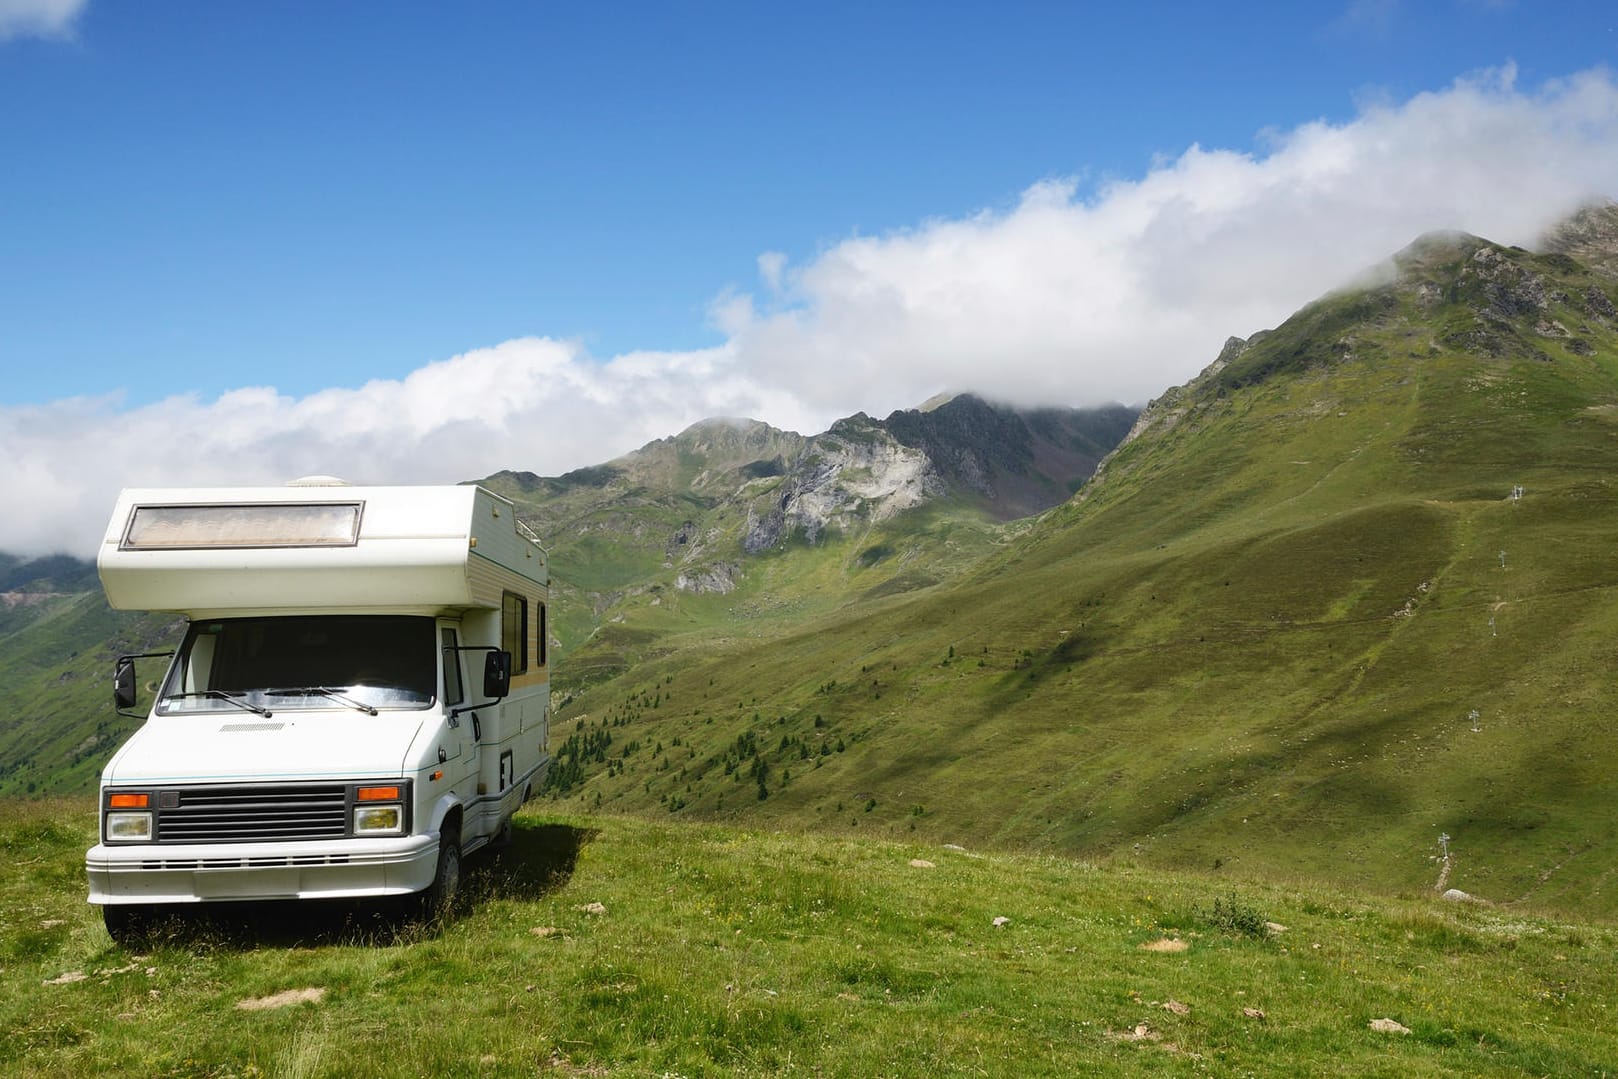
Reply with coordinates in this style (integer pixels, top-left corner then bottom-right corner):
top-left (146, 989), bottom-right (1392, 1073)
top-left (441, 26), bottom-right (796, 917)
top-left (161, 690), bottom-right (274, 718)
top-left (262, 686), bottom-right (379, 716)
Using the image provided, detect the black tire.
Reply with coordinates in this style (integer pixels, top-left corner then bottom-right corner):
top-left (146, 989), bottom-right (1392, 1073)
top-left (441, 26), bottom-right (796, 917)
top-left (491, 815), bottom-right (514, 851)
top-left (103, 904), bottom-right (161, 946)
top-left (418, 830), bottom-right (461, 922)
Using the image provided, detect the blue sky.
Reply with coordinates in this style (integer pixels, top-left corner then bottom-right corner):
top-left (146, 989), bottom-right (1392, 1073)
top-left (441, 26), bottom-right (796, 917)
top-left (3, 1), bottom-right (1618, 555)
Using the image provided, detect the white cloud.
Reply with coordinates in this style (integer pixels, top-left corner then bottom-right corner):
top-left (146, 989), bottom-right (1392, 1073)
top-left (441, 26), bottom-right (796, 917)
top-left (0, 339), bottom-right (827, 559)
top-left (1329, 0), bottom-right (1402, 37)
top-left (720, 66), bottom-right (1618, 417)
top-left (0, 0), bottom-right (86, 40)
top-left (6, 65), bottom-right (1618, 559)
top-left (757, 251), bottom-right (787, 295)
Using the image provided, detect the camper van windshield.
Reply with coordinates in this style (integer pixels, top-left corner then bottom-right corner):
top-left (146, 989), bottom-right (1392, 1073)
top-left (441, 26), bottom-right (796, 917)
top-left (157, 615), bottom-right (436, 714)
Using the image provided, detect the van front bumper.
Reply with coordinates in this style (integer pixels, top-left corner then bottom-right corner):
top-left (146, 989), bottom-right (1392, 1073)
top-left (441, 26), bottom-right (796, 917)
top-left (86, 834), bottom-right (440, 904)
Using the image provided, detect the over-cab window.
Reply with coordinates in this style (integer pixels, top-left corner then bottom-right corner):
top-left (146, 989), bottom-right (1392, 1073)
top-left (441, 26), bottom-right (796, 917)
top-left (502, 592), bottom-right (529, 673)
top-left (123, 501), bottom-right (362, 549)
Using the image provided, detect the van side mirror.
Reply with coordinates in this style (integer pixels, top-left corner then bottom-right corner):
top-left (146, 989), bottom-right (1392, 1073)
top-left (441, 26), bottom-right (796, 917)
top-left (483, 650), bottom-right (511, 699)
top-left (114, 656), bottom-right (138, 712)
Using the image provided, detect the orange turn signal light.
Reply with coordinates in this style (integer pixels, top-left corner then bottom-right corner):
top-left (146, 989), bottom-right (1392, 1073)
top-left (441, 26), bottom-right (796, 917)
top-left (109, 793), bottom-right (149, 808)
top-left (356, 786), bottom-right (401, 802)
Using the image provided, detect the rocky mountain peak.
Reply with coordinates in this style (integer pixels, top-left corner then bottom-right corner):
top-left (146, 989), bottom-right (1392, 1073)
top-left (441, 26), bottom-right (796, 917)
top-left (1087, 212), bottom-right (1618, 505)
top-left (883, 394), bottom-right (1136, 515)
top-left (1390, 229), bottom-right (1489, 278)
top-left (481, 393), bottom-right (1138, 616)
top-left (672, 416), bottom-right (792, 447)
top-left (1538, 199), bottom-right (1618, 276)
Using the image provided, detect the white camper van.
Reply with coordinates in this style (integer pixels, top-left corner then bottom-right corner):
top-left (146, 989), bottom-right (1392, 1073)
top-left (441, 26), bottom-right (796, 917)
top-left (86, 480), bottom-right (551, 938)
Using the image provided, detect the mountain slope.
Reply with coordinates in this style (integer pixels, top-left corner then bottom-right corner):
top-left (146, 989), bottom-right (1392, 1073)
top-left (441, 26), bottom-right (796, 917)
top-left (544, 206), bottom-right (1618, 918)
top-left (480, 395), bottom-right (1135, 671)
top-left (0, 591), bottom-right (179, 797)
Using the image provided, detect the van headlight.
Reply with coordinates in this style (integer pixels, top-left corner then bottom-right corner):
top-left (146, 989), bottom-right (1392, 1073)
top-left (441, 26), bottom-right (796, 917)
top-left (106, 811), bottom-right (154, 842)
top-left (351, 783), bottom-right (409, 836)
top-left (104, 791), bottom-right (154, 842)
top-left (353, 804), bottom-right (403, 835)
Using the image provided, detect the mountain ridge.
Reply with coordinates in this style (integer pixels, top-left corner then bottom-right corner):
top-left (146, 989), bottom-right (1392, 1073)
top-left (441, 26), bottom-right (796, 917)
top-left (479, 393), bottom-right (1136, 656)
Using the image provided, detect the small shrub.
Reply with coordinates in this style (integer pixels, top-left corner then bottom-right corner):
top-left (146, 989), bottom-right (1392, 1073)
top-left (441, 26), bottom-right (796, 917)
top-left (1202, 894), bottom-right (1269, 939)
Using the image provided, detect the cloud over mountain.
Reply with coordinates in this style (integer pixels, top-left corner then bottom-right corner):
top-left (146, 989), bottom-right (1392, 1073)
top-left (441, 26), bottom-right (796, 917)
top-left (723, 65), bottom-right (1618, 412)
top-left (6, 65), bottom-right (1618, 557)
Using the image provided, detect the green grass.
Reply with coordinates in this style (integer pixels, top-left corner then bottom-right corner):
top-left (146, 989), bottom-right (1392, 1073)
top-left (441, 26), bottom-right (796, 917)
top-left (4, 798), bottom-right (1616, 1077)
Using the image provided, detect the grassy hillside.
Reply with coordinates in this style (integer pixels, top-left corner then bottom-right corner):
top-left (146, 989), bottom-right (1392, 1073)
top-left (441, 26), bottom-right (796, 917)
top-left (6, 799), bottom-right (1616, 1076)
top-left (541, 227), bottom-right (1618, 919)
top-left (0, 594), bottom-right (180, 797)
top-left (0, 554), bottom-right (98, 595)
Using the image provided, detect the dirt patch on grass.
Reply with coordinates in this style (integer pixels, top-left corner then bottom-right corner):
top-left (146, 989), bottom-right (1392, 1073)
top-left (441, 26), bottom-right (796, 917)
top-left (236, 987), bottom-right (326, 1011)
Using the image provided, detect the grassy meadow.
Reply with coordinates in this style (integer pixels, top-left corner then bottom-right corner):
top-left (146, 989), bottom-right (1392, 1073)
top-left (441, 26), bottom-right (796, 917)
top-left (5, 798), bottom-right (1617, 1077)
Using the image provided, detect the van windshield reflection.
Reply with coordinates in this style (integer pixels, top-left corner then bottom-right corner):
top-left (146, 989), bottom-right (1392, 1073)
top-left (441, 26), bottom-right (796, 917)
top-left (157, 615), bottom-right (436, 714)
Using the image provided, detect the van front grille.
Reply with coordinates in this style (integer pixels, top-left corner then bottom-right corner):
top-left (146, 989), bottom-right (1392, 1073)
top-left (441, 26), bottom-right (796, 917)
top-left (156, 784), bottom-right (349, 843)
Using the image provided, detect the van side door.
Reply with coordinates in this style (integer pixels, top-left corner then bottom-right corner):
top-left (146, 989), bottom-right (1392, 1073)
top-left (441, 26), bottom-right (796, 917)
top-left (439, 625), bottom-right (477, 787)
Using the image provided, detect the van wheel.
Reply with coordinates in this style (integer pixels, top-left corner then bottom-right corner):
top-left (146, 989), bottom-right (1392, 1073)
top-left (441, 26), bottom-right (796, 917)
top-left (419, 832), bottom-right (461, 921)
top-left (103, 904), bottom-right (158, 946)
top-left (491, 816), bottom-right (514, 850)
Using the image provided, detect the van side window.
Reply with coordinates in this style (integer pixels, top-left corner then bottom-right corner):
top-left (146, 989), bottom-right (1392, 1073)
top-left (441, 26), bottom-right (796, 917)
top-left (502, 592), bottom-right (529, 674)
top-left (537, 603), bottom-right (547, 667)
top-left (441, 627), bottom-right (464, 706)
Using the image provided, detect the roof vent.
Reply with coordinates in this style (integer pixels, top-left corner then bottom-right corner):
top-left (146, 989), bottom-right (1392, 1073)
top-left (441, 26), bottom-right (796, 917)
top-left (286, 475), bottom-right (351, 487)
